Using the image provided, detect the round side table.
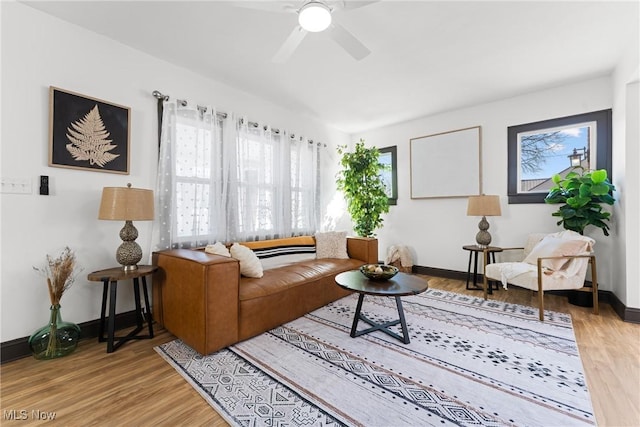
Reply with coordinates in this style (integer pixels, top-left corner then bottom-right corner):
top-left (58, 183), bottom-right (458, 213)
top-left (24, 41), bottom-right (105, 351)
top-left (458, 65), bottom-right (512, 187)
top-left (87, 265), bottom-right (157, 353)
top-left (462, 245), bottom-right (503, 294)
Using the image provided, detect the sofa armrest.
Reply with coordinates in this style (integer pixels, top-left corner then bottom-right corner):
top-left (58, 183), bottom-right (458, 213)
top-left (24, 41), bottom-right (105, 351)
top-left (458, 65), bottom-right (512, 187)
top-left (152, 249), bottom-right (240, 355)
top-left (347, 237), bottom-right (378, 264)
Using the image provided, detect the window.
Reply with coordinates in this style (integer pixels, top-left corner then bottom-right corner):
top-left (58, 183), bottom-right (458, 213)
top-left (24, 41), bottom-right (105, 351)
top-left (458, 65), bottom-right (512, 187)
top-left (378, 146), bottom-right (397, 205)
top-left (156, 100), bottom-right (320, 249)
top-left (290, 138), bottom-right (319, 233)
top-left (171, 112), bottom-right (224, 246)
top-left (235, 128), bottom-right (319, 241)
top-left (236, 127), bottom-right (281, 238)
top-left (507, 109), bottom-right (612, 204)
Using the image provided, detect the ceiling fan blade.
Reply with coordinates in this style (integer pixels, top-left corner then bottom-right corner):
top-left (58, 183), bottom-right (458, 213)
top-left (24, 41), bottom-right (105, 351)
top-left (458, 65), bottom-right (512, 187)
top-left (272, 26), bottom-right (308, 63)
top-left (336, 1), bottom-right (380, 11)
top-left (231, 2), bottom-right (298, 13)
top-left (328, 23), bottom-right (370, 60)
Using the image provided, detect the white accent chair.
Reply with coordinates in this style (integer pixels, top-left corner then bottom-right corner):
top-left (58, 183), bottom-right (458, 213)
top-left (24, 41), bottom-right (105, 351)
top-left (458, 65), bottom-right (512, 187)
top-left (483, 230), bottom-right (598, 321)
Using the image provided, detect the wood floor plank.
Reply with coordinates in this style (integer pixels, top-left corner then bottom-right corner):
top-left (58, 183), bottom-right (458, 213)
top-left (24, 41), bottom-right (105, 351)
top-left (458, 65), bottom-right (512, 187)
top-left (1, 277), bottom-right (638, 426)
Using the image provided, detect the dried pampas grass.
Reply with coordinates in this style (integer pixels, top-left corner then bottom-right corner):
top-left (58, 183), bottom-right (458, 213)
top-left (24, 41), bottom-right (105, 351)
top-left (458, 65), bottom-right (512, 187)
top-left (33, 247), bottom-right (81, 305)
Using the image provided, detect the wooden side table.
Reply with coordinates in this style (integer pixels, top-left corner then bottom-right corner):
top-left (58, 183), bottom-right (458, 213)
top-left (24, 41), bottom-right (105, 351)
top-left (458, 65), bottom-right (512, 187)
top-left (87, 265), bottom-right (157, 353)
top-left (462, 245), bottom-right (503, 294)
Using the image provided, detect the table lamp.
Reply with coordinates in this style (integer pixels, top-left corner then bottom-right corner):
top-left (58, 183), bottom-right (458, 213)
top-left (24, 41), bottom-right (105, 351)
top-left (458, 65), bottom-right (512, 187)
top-left (467, 195), bottom-right (501, 247)
top-left (99, 183), bottom-right (154, 271)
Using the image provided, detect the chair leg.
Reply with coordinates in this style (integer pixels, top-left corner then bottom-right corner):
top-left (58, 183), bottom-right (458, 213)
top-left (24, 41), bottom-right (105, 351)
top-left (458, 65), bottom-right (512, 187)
top-left (538, 292), bottom-right (545, 321)
top-left (537, 260), bottom-right (544, 321)
top-left (591, 255), bottom-right (599, 315)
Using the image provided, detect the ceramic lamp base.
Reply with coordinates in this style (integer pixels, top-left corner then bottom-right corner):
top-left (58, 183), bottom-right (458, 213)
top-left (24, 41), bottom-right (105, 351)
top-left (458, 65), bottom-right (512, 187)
top-left (475, 216), bottom-right (492, 247)
top-left (116, 220), bottom-right (142, 270)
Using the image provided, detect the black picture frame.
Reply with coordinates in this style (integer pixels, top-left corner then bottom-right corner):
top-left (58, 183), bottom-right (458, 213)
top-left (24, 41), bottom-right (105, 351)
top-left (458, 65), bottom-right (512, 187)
top-left (49, 86), bottom-right (130, 174)
top-left (507, 109), bottom-right (612, 204)
top-left (379, 145), bottom-right (398, 205)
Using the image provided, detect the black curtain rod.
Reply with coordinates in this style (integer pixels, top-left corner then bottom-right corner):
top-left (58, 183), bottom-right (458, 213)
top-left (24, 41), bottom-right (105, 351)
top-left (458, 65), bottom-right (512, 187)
top-left (152, 90), bottom-right (325, 147)
top-left (152, 90), bottom-right (228, 119)
top-left (152, 90), bottom-right (169, 101)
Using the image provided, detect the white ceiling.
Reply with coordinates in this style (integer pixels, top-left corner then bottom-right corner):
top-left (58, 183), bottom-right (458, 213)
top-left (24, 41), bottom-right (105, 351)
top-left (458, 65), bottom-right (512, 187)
top-left (21, 1), bottom-right (639, 134)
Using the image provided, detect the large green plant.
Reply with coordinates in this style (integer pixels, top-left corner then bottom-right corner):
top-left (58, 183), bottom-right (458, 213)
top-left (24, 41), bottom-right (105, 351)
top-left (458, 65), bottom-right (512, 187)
top-left (336, 140), bottom-right (389, 237)
top-left (544, 168), bottom-right (616, 236)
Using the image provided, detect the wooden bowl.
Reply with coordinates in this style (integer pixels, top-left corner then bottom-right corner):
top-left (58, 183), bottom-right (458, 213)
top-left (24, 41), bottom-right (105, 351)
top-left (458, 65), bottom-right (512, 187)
top-left (359, 264), bottom-right (399, 281)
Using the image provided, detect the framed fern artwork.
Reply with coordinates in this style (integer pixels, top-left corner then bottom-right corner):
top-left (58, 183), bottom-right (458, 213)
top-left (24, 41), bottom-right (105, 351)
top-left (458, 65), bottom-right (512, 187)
top-left (49, 86), bottom-right (130, 174)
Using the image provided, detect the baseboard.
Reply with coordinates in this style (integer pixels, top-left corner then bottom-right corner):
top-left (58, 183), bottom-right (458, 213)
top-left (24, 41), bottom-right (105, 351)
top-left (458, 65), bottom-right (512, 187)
top-left (412, 265), bottom-right (468, 281)
top-left (0, 310), bottom-right (141, 364)
top-left (413, 265), bottom-right (640, 323)
top-left (607, 291), bottom-right (640, 323)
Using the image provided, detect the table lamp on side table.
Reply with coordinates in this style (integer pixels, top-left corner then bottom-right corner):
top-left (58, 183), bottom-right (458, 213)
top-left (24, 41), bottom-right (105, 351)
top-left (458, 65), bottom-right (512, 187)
top-left (467, 194), bottom-right (501, 248)
top-left (98, 183), bottom-right (154, 271)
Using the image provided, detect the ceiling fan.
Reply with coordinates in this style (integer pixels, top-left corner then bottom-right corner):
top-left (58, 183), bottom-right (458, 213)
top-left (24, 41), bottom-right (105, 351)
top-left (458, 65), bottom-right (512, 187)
top-left (237, 1), bottom-right (377, 63)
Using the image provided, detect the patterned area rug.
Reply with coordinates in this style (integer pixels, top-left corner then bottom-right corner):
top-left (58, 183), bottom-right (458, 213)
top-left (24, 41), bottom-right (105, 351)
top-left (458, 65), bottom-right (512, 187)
top-left (156, 289), bottom-right (595, 427)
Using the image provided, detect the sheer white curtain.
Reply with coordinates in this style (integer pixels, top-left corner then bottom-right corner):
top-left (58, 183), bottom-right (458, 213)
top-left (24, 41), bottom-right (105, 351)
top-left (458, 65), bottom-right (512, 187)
top-left (232, 121), bottom-right (320, 241)
top-left (289, 135), bottom-right (319, 236)
top-left (153, 100), bottom-right (233, 249)
top-left (153, 100), bottom-right (321, 249)
top-left (233, 120), bottom-right (290, 241)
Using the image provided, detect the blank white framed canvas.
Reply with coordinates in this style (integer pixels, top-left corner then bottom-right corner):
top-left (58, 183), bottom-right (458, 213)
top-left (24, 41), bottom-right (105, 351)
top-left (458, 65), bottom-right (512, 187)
top-left (410, 126), bottom-right (482, 199)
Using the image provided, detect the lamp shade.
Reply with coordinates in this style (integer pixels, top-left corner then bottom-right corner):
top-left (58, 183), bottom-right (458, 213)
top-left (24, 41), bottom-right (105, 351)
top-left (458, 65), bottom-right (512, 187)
top-left (467, 195), bottom-right (501, 217)
top-left (298, 1), bottom-right (332, 32)
top-left (98, 185), bottom-right (154, 221)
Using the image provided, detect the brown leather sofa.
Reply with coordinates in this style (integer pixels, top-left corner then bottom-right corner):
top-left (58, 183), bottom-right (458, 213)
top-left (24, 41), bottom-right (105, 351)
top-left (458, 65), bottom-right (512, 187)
top-left (152, 236), bottom-right (378, 355)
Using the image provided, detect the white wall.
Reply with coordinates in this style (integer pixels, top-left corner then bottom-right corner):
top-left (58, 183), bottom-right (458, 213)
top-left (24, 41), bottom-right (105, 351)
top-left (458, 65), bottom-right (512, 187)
top-left (353, 77), bottom-right (630, 298)
top-left (0, 2), bottom-right (349, 342)
top-left (611, 29), bottom-right (640, 309)
top-left (3, 4), bottom-right (637, 346)
top-left (622, 81), bottom-right (640, 308)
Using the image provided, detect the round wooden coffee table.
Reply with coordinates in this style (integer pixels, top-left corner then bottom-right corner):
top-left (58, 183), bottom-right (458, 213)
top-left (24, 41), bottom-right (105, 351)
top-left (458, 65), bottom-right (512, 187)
top-left (335, 270), bottom-right (428, 344)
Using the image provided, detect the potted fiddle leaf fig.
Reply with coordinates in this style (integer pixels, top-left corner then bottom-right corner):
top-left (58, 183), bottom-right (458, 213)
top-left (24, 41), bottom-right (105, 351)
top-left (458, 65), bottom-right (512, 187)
top-left (336, 140), bottom-right (389, 237)
top-left (544, 168), bottom-right (616, 236)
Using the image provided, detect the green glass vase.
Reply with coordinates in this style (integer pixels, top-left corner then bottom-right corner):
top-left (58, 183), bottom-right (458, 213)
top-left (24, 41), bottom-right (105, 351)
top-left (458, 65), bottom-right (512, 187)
top-left (28, 304), bottom-right (80, 360)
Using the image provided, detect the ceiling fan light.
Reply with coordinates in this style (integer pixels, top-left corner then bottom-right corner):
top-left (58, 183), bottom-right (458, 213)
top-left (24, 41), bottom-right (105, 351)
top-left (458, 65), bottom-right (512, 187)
top-left (298, 2), bottom-right (332, 32)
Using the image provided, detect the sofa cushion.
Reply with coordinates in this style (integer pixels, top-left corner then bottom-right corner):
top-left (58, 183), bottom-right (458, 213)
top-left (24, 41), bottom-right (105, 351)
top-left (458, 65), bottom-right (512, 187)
top-left (204, 242), bottom-right (231, 257)
top-left (230, 243), bottom-right (263, 278)
top-left (239, 258), bottom-right (363, 301)
top-left (242, 236), bottom-right (316, 270)
top-left (315, 231), bottom-right (349, 259)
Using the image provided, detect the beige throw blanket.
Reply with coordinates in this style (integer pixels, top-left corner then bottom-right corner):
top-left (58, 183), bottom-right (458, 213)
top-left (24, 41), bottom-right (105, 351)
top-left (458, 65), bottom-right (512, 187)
top-left (385, 245), bottom-right (413, 267)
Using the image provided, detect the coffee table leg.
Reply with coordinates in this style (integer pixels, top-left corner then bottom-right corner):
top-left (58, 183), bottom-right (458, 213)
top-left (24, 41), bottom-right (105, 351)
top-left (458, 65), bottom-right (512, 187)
top-left (395, 296), bottom-right (410, 344)
top-left (350, 294), bottom-right (411, 344)
top-left (350, 294), bottom-right (365, 338)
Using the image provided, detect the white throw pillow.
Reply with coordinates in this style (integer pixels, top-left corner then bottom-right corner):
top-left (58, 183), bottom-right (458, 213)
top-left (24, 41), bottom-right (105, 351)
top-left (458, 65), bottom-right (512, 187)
top-left (315, 231), bottom-right (349, 259)
top-left (523, 236), bottom-right (589, 271)
top-left (230, 243), bottom-right (264, 278)
top-left (204, 242), bottom-right (231, 257)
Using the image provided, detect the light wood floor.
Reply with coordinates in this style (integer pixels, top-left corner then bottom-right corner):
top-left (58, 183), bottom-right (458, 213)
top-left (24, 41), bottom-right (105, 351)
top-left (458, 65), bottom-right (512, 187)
top-left (1, 277), bottom-right (639, 426)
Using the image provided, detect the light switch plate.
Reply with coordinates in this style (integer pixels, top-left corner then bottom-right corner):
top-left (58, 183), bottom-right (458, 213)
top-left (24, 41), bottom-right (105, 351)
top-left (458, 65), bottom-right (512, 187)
top-left (1, 177), bottom-right (32, 194)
